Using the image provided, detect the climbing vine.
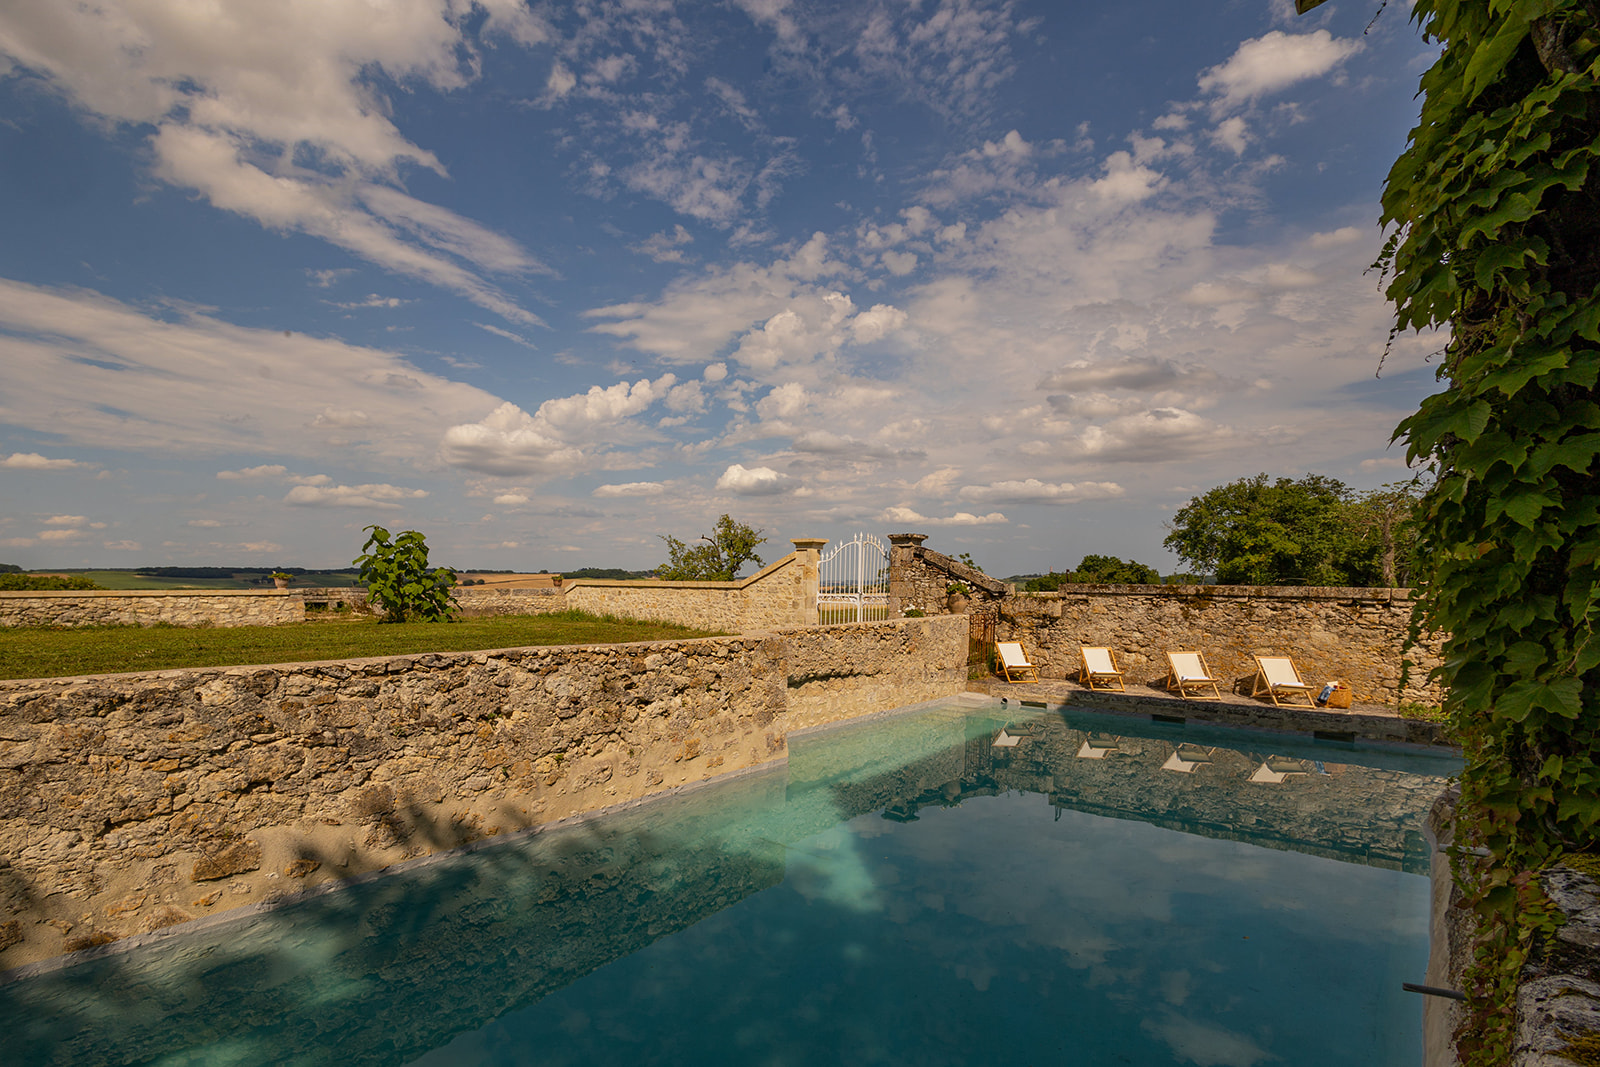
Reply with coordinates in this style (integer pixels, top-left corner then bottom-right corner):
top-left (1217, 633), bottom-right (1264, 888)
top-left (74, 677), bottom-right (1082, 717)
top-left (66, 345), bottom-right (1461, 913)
top-left (1377, 0), bottom-right (1600, 1060)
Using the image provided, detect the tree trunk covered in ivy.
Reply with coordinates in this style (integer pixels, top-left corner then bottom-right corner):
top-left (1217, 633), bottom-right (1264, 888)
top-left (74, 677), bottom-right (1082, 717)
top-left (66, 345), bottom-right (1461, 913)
top-left (1379, 1), bottom-right (1600, 1060)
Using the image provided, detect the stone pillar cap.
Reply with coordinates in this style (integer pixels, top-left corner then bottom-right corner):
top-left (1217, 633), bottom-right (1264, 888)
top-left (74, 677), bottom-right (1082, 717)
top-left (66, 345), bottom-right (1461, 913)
top-left (886, 533), bottom-right (928, 546)
top-left (790, 537), bottom-right (828, 550)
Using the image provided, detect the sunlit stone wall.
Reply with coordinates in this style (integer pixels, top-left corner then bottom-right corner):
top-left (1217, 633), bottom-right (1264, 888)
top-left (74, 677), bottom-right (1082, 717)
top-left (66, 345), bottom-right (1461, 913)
top-left (563, 542), bottom-right (824, 632)
top-left (0, 590), bottom-right (306, 629)
top-left (0, 613), bottom-right (966, 969)
top-left (996, 585), bottom-right (1444, 707)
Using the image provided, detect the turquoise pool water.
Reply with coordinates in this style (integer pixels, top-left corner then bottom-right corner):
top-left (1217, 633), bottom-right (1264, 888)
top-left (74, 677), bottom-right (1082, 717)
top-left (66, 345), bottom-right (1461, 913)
top-left (1, 701), bottom-right (1458, 1065)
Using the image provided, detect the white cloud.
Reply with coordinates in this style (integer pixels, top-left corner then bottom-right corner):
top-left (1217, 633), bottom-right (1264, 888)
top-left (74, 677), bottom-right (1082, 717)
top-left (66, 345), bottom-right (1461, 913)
top-left (593, 481), bottom-right (666, 497)
top-left (493, 493), bottom-right (530, 505)
top-left (958, 480), bottom-right (1124, 505)
top-left (439, 374), bottom-right (674, 476)
top-left (1, 0), bottom-right (548, 324)
top-left (186, 519), bottom-right (226, 527)
top-left (878, 507), bottom-right (1008, 526)
top-left (1198, 30), bottom-right (1362, 114)
top-left (103, 539), bottom-right (142, 551)
top-left (633, 225), bottom-right (696, 264)
top-left (2, 452), bottom-right (92, 470)
top-left (216, 465), bottom-right (289, 480)
top-left (716, 463), bottom-right (789, 495)
top-left (283, 483), bottom-right (428, 509)
top-left (0, 280), bottom-right (501, 462)
top-left (41, 515), bottom-right (86, 525)
top-left (37, 528), bottom-right (83, 541)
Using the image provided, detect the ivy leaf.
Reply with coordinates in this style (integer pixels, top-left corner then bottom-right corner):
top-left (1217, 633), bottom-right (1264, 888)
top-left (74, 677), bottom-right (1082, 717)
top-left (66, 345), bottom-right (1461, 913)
top-left (1465, 13), bottom-right (1532, 102)
top-left (1459, 190), bottom-right (1540, 244)
top-left (1557, 794), bottom-right (1600, 830)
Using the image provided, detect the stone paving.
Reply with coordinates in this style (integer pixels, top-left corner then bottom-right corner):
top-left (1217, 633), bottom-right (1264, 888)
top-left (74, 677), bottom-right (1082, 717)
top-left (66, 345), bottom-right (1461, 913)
top-left (968, 674), bottom-right (1455, 748)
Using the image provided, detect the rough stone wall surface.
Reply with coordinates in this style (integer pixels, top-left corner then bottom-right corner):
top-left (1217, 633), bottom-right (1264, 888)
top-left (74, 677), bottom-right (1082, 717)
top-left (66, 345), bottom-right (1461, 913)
top-left (780, 616), bottom-right (968, 731)
top-left (0, 614), bottom-right (966, 968)
top-left (453, 587), bottom-right (569, 618)
top-left (564, 550), bottom-right (812, 632)
top-left (887, 539), bottom-right (1008, 617)
top-left (0, 591), bottom-right (305, 629)
top-left (995, 585), bottom-right (1443, 707)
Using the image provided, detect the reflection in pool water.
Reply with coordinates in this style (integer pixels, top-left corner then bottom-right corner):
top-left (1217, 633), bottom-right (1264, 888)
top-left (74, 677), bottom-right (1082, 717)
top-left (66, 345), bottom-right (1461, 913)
top-left (1, 702), bottom-right (1457, 1065)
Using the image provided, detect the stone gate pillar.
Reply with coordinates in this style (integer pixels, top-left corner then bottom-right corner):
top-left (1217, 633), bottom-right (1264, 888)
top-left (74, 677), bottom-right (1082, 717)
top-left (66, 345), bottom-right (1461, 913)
top-left (886, 533), bottom-right (928, 617)
top-left (790, 538), bottom-right (827, 626)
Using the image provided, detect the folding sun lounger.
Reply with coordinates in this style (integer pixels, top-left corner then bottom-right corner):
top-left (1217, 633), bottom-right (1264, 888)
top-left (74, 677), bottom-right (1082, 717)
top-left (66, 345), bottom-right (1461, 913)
top-left (1250, 655), bottom-right (1316, 707)
top-left (1079, 647), bottom-right (1125, 691)
top-left (995, 641), bottom-right (1040, 683)
top-left (1165, 651), bottom-right (1222, 700)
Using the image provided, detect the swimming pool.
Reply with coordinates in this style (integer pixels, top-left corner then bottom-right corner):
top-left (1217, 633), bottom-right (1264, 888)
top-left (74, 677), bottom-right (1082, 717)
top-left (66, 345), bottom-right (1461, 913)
top-left (0, 699), bottom-right (1458, 1065)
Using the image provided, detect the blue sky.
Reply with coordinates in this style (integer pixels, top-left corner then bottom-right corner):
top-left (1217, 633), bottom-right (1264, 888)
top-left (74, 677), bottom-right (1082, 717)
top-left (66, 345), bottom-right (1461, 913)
top-left (0, 0), bottom-right (1441, 576)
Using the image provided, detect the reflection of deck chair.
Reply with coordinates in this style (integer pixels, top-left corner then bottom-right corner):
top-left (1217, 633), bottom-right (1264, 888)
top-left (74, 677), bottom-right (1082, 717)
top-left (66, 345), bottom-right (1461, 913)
top-left (1161, 744), bottom-right (1215, 773)
top-left (1165, 651), bottom-right (1221, 700)
top-left (1079, 647), bottom-right (1125, 691)
top-left (995, 641), bottom-right (1040, 683)
top-left (1249, 756), bottom-right (1313, 784)
top-left (1251, 655), bottom-right (1316, 706)
top-left (1075, 733), bottom-right (1122, 759)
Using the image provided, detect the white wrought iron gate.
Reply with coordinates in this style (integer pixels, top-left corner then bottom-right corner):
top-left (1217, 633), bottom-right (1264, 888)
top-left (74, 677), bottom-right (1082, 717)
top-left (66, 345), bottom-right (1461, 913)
top-left (818, 532), bottom-right (889, 623)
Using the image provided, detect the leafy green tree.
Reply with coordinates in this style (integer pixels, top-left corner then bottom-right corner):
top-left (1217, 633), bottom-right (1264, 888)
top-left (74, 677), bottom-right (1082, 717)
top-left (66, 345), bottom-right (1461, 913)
top-left (1070, 554), bottom-right (1161, 585)
top-left (1356, 0), bottom-right (1600, 1055)
top-left (657, 515), bottom-right (767, 581)
top-left (353, 525), bottom-right (458, 623)
top-left (1163, 473), bottom-right (1390, 586)
top-left (1022, 571), bottom-right (1068, 592)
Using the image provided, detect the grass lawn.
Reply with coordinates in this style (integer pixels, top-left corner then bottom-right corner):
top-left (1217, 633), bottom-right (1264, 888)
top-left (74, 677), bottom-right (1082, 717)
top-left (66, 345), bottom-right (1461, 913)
top-left (0, 611), bottom-right (727, 680)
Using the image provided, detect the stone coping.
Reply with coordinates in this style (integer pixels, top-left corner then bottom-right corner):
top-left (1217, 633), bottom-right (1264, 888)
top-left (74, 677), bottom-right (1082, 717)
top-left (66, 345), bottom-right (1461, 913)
top-left (562, 551), bottom-right (797, 591)
top-left (1011, 583), bottom-right (1418, 602)
top-left (0, 588), bottom-right (297, 599)
top-left (966, 677), bottom-right (1455, 748)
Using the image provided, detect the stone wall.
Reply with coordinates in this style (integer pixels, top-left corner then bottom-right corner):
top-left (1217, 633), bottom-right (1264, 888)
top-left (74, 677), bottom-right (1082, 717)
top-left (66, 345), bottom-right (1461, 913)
top-left (0, 590), bottom-right (306, 629)
top-left (887, 533), bottom-right (1008, 616)
top-left (563, 540), bottom-right (823, 632)
top-left (0, 613), bottom-right (966, 969)
top-left (453, 587), bottom-right (568, 618)
top-left (996, 584), bottom-right (1442, 706)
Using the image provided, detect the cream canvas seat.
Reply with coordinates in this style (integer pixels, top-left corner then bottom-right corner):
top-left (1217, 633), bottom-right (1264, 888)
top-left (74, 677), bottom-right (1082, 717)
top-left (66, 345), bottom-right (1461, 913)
top-left (1079, 647), bottom-right (1125, 691)
top-left (1165, 651), bottom-right (1221, 700)
top-left (995, 641), bottom-right (1040, 683)
top-left (1250, 655), bottom-right (1316, 706)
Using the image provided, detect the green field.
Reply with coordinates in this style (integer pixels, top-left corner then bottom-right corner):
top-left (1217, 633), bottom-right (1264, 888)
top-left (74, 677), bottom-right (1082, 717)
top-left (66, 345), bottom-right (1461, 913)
top-left (0, 611), bottom-right (725, 680)
top-left (39, 570), bottom-right (363, 590)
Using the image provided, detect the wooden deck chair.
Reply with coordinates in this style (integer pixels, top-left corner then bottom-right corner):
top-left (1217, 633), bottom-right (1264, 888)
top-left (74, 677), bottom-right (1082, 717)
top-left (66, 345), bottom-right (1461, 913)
top-left (995, 641), bottom-right (1040, 683)
top-left (1079, 647), bottom-right (1125, 691)
top-left (1251, 655), bottom-right (1316, 707)
top-left (1165, 651), bottom-right (1222, 700)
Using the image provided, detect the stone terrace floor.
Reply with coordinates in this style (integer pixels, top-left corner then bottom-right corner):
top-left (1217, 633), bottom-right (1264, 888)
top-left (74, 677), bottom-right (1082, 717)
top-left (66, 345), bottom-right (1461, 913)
top-left (966, 675), bottom-right (1454, 749)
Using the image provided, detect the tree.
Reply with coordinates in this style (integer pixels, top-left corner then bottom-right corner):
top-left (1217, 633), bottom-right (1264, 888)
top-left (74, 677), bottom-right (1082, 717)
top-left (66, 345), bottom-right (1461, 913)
top-left (1362, 0), bottom-right (1600, 1057)
top-left (1344, 481), bottom-right (1427, 588)
top-left (657, 515), bottom-right (767, 581)
top-left (1070, 553), bottom-right (1161, 584)
top-left (353, 525), bottom-right (458, 623)
top-left (1163, 473), bottom-right (1386, 585)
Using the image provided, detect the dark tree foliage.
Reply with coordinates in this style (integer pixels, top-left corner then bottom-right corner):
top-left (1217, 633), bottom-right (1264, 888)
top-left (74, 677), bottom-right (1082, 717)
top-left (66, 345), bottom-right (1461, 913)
top-left (0, 564), bottom-right (21, 573)
top-left (1369, 0), bottom-right (1600, 1058)
top-left (657, 515), bottom-right (767, 581)
top-left (1071, 554), bottom-right (1162, 584)
top-left (1163, 474), bottom-right (1416, 586)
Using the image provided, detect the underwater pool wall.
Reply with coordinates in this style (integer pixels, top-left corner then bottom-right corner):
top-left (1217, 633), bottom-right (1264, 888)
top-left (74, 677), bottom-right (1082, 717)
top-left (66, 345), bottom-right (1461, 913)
top-left (0, 614), bottom-right (967, 969)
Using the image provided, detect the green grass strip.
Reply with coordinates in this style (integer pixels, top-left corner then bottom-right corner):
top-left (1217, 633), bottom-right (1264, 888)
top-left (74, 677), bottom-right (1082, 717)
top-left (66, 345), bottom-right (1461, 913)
top-left (0, 611), bottom-right (727, 681)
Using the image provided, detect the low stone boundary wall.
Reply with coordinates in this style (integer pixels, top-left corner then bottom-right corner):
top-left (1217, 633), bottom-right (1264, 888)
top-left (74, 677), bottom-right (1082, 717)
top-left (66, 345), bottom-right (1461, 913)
top-left (995, 585), bottom-right (1443, 707)
top-left (0, 613), bottom-right (966, 968)
top-left (0, 589), bottom-right (306, 629)
top-left (453, 587), bottom-right (568, 618)
top-left (564, 541), bottom-right (822, 632)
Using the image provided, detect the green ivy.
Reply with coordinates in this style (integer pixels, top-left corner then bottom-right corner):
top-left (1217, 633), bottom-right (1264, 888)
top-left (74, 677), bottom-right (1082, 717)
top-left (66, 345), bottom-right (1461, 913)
top-left (1378, 1), bottom-right (1600, 1060)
